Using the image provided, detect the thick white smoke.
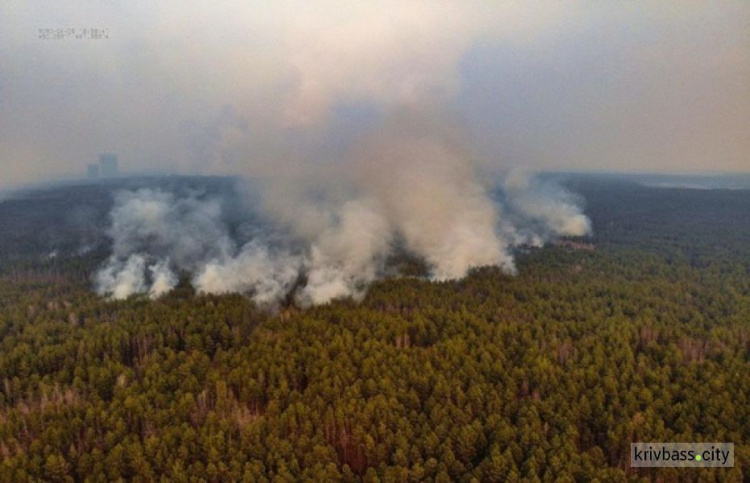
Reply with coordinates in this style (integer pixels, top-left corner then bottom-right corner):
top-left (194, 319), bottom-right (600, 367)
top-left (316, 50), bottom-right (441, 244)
top-left (194, 239), bottom-right (303, 305)
top-left (498, 169), bottom-right (592, 248)
top-left (94, 146), bottom-right (591, 305)
top-left (95, 189), bottom-right (235, 299)
top-left (149, 259), bottom-right (178, 299)
top-left (351, 128), bottom-right (514, 279)
top-left (86, 3), bottom-right (591, 306)
top-left (96, 254), bottom-right (148, 300)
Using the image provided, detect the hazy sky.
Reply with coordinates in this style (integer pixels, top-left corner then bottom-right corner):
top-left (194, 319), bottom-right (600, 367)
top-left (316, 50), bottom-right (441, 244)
top-left (1, 1), bottom-right (748, 189)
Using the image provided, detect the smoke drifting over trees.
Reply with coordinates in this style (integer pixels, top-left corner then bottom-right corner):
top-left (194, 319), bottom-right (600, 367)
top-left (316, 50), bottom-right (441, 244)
top-left (94, 135), bottom-right (591, 305)
top-left (2, 2), bottom-right (746, 302)
top-left (6, 2), bottom-right (616, 303)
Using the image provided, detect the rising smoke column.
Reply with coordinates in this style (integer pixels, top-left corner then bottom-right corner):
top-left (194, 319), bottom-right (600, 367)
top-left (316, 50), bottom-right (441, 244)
top-left (96, 254), bottom-right (148, 300)
top-left (350, 118), bottom-right (515, 279)
top-left (88, 3), bottom-right (592, 305)
top-left (247, 112), bottom-right (517, 303)
top-left (194, 239), bottom-right (304, 305)
top-left (94, 149), bottom-right (591, 306)
top-left (95, 188), bottom-right (236, 299)
top-left (496, 169), bottom-right (592, 247)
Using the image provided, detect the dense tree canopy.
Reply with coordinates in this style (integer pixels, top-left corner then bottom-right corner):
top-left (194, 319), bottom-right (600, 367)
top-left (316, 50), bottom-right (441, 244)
top-left (0, 178), bottom-right (748, 481)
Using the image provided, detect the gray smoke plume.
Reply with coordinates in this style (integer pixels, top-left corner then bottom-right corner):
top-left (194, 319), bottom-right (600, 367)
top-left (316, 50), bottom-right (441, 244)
top-left (95, 188), bottom-right (234, 299)
top-left (94, 126), bottom-right (591, 305)
top-left (498, 169), bottom-right (592, 247)
top-left (96, 254), bottom-right (148, 300)
top-left (149, 259), bottom-right (179, 299)
top-left (195, 240), bottom-right (303, 305)
top-left (83, 3), bottom-right (593, 306)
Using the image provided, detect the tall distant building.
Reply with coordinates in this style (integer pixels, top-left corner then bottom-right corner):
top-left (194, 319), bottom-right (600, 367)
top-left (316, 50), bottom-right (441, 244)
top-left (87, 163), bottom-right (100, 179)
top-left (99, 153), bottom-right (119, 177)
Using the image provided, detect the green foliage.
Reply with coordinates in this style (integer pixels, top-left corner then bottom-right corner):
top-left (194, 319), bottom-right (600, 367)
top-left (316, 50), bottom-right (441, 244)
top-left (0, 180), bottom-right (748, 480)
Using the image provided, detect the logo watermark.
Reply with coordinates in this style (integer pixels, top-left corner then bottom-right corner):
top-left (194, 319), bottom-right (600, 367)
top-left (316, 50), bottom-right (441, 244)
top-left (631, 443), bottom-right (734, 467)
top-left (39, 28), bottom-right (109, 41)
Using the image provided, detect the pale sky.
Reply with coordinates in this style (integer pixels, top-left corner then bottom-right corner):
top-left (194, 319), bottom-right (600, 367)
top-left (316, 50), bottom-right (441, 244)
top-left (1, 1), bottom-right (748, 189)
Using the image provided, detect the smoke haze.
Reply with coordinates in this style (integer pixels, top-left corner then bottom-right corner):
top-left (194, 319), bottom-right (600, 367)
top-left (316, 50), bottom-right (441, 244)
top-left (1, 1), bottom-right (748, 187)
top-left (2, 1), bottom-right (747, 303)
top-left (94, 161), bottom-right (591, 305)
